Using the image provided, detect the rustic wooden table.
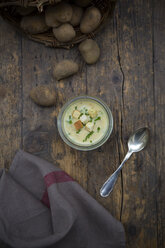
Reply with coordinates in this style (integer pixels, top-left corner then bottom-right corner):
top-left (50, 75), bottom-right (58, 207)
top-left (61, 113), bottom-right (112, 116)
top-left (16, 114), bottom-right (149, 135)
top-left (0, 0), bottom-right (164, 247)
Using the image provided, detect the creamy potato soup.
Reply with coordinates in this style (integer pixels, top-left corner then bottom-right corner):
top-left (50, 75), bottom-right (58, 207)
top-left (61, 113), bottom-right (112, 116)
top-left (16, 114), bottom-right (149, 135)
top-left (62, 99), bottom-right (109, 146)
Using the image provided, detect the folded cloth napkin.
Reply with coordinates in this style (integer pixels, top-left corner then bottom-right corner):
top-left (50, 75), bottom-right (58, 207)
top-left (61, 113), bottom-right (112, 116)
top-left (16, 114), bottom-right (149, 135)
top-left (0, 150), bottom-right (125, 248)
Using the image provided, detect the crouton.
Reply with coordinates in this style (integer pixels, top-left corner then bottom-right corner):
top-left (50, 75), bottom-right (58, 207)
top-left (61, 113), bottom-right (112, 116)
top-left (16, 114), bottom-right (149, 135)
top-left (88, 108), bottom-right (97, 118)
top-left (74, 120), bottom-right (83, 130)
top-left (80, 114), bottom-right (89, 124)
top-left (85, 122), bottom-right (94, 132)
top-left (72, 109), bottom-right (81, 119)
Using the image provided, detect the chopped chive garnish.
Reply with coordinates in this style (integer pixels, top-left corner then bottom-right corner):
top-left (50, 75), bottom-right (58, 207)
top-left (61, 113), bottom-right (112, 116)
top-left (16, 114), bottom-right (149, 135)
top-left (83, 131), bottom-right (94, 142)
top-left (97, 127), bottom-right (100, 132)
top-left (90, 140), bottom-right (92, 143)
top-left (67, 115), bottom-right (72, 124)
top-left (75, 106), bottom-right (77, 110)
top-left (78, 113), bottom-right (83, 119)
top-left (89, 117), bottom-right (93, 122)
top-left (76, 130), bottom-right (81, 134)
top-left (94, 116), bottom-right (101, 121)
top-left (85, 113), bottom-right (89, 115)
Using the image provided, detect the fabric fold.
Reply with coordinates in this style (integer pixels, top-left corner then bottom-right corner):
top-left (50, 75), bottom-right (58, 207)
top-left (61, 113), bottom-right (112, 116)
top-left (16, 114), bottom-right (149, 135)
top-left (0, 150), bottom-right (125, 248)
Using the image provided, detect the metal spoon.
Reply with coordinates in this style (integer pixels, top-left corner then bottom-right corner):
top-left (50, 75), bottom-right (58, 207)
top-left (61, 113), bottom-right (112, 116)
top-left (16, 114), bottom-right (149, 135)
top-left (100, 127), bottom-right (149, 197)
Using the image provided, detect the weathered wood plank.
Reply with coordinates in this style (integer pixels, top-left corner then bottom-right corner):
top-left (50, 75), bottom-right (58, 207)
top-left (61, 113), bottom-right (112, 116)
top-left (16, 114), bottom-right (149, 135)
top-left (115, 0), bottom-right (158, 247)
top-left (0, 18), bottom-right (22, 169)
top-left (85, 15), bottom-right (123, 219)
top-left (0, 17), bottom-right (22, 248)
top-left (21, 38), bottom-right (88, 189)
top-left (153, 0), bottom-right (165, 247)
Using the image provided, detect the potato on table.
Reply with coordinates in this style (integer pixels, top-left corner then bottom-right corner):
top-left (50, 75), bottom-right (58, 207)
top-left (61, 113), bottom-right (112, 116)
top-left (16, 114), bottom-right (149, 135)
top-left (53, 23), bottom-right (76, 42)
top-left (70, 4), bottom-right (83, 27)
top-left (30, 85), bottom-right (56, 107)
top-left (45, 6), bottom-right (61, 27)
top-left (80, 7), bottom-right (101, 34)
top-left (21, 14), bottom-right (49, 34)
top-left (79, 39), bottom-right (100, 64)
top-left (52, 2), bottom-right (73, 23)
top-left (53, 60), bottom-right (79, 80)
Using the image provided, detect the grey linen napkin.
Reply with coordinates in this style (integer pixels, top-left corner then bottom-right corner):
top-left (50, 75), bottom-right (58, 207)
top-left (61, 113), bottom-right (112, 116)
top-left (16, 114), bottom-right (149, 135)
top-left (0, 150), bottom-right (125, 248)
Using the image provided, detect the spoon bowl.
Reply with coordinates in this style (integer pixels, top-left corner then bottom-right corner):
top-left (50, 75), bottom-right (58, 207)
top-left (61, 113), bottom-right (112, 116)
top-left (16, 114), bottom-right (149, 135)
top-left (128, 127), bottom-right (149, 153)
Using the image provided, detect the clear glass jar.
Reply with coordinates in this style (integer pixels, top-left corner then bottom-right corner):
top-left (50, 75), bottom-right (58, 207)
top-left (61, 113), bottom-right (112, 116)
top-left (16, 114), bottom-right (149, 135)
top-left (57, 95), bottom-right (113, 151)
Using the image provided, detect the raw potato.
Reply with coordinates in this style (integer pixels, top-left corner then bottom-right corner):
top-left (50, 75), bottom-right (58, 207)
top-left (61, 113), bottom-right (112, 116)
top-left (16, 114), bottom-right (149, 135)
top-left (74, 0), bottom-right (92, 7)
top-left (45, 6), bottom-right (61, 27)
top-left (53, 60), bottom-right (79, 80)
top-left (79, 39), bottom-right (100, 64)
top-left (21, 14), bottom-right (49, 34)
top-left (70, 4), bottom-right (83, 27)
top-left (16, 6), bottom-right (36, 16)
top-left (53, 24), bottom-right (76, 42)
top-left (80, 7), bottom-right (101, 34)
top-left (30, 85), bottom-right (56, 107)
top-left (52, 2), bottom-right (73, 23)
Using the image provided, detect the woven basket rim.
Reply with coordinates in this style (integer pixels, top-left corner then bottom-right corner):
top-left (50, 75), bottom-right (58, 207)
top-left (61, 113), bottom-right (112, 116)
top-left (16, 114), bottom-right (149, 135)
top-left (0, 1), bottom-right (61, 12)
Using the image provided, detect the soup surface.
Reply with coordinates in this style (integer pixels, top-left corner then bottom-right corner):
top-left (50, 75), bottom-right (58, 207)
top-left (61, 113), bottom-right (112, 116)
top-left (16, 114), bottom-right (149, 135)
top-left (62, 99), bottom-right (109, 146)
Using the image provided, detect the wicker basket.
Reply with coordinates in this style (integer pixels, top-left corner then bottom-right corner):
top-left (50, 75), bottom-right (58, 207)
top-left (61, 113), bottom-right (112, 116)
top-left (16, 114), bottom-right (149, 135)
top-left (0, 0), bottom-right (116, 49)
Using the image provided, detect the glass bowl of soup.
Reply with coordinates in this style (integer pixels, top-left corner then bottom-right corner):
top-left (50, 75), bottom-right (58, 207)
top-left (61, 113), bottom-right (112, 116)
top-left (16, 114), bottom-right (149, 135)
top-left (57, 96), bottom-right (113, 151)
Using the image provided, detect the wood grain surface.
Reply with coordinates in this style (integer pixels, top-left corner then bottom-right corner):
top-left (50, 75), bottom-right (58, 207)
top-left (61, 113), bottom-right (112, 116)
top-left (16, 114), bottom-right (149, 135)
top-left (0, 0), bottom-right (164, 247)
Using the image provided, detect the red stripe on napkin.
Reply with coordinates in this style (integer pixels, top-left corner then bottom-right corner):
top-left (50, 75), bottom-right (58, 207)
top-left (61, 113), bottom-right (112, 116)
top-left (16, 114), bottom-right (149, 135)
top-left (41, 190), bottom-right (50, 208)
top-left (41, 171), bottom-right (74, 208)
top-left (44, 171), bottom-right (74, 188)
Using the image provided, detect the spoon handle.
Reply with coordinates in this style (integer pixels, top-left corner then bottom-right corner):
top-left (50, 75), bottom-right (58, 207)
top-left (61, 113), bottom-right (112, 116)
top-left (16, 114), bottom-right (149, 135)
top-left (100, 151), bottom-right (133, 197)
